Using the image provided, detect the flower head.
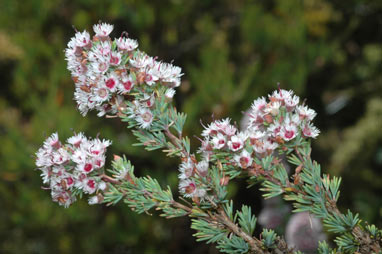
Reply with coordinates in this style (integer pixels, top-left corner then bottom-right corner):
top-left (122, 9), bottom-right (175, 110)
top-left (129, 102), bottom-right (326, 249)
top-left (35, 133), bottom-right (111, 207)
top-left (93, 23), bottom-right (114, 37)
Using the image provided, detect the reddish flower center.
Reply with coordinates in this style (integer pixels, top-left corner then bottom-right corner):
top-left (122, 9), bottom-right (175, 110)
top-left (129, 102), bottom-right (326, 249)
top-left (98, 88), bottom-right (108, 98)
top-left (284, 130), bottom-right (295, 139)
top-left (110, 56), bottom-right (119, 65)
top-left (98, 62), bottom-right (108, 72)
top-left (66, 177), bottom-right (74, 185)
top-left (123, 81), bottom-right (132, 91)
top-left (232, 142), bottom-right (241, 150)
top-left (84, 163), bottom-right (93, 172)
top-left (303, 126), bottom-right (311, 136)
top-left (51, 140), bottom-right (60, 149)
top-left (95, 160), bottom-right (102, 167)
top-left (106, 78), bottom-right (116, 89)
top-left (87, 180), bottom-right (95, 189)
top-left (145, 74), bottom-right (153, 82)
top-left (141, 112), bottom-right (152, 123)
top-left (240, 157), bottom-right (250, 168)
top-left (185, 183), bottom-right (196, 194)
top-left (91, 150), bottom-right (100, 155)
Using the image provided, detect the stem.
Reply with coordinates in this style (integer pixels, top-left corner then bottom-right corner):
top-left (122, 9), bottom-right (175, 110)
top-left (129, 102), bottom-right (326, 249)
top-left (101, 174), bottom-right (121, 185)
top-left (216, 207), bottom-right (263, 253)
top-left (164, 126), bottom-right (189, 158)
top-left (172, 200), bottom-right (193, 213)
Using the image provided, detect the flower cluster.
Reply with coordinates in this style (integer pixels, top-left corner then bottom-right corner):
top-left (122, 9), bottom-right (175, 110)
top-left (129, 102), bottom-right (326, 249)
top-left (197, 89), bottom-right (320, 170)
top-left (65, 22), bottom-right (182, 127)
top-left (178, 157), bottom-right (208, 200)
top-left (35, 133), bottom-right (111, 207)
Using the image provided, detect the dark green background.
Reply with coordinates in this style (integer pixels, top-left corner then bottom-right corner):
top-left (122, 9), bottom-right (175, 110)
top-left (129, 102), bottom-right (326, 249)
top-left (0, 0), bottom-right (381, 253)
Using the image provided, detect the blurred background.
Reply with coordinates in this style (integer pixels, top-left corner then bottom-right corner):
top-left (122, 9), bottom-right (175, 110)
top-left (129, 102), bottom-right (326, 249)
top-left (0, 0), bottom-right (381, 253)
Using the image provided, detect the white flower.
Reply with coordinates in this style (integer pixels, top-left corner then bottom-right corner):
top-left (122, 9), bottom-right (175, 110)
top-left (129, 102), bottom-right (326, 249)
top-left (165, 88), bottom-right (176, 100)
top-left (263, 139), bottom-right (279, 152)
top-left (93, 23), bottom-right (114, 37)
top-left (52, 148), bottom-right (70, 165)
top-left (228, 133), bottom-right (247, 152)
top-left (115, 37), bottom-right (138, 51)
top-left (265, 101), bottom-right (281, 116)
top-left (43, 132), bottom-right (60, 150)
top-left (71, 149), bottom-right (85, 165)
top-left (94, 87), bottom-right (110, 103)
top-left (51, 190), bottom-right (76, 208)
top-left (74, 30), bottom-right (91, 48)
top-left (144, 66), bottom-right (160, 86)
top-left (246, 128), bottom-right (265, 143)
top-left (211, 133), bottom-right (227, 150)
top-left (296, 105), bottom-right (317, 121)
top-left (270, 89), bottom-right (293, 102)
top-left (36, 148), bottom-right (53, 167)
top-left (39, 167), bottom-right (51, 184)
top-left (179, 179), bottom-right (206, 198)
top-left (285, 95), bottom-right (300, 110)
top-left (234, 149), bottom-right (253, 169)
top-left (268, 122), bottom-right (282, 137)
top-left (281, 117), bottom-right (298, 141)
top-left (83, 178), bottom-right (97, 194)
top-left (118, 74), bottom-right (135, 93)
top-left (104, 72), bottom-right (119, 92)
top-left (109, 51), bottom-right (122, 66)
top-left (158, 62), bottom-right (183, 87)
top-left (196, 160), bottom-right (209, 177)
top-left (90, 59), bottom-right (110, 74)
top-left (250, 97), bottom-right (267, 113)
top-left (302, 123), bottom-right (320, 138)
top-left (179, 159), bottom-right (194, 180)
top-left (88, 195), bottom-right (100, 205)
top-left (67, 132), bottom-right (87, 147)
top-left (98, 181), bottom-right (107, 191)
top-left (136, 107), bottom-right (153, 129)
top-left (129, 51), bottom-right (152, 69)
top-left (94, 41), bottom-right (112, 58)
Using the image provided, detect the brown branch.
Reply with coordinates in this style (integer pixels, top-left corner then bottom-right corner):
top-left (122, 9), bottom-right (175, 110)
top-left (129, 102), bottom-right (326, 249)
top-left (164, 126), bottom-right (189, 158)
top-left (101, 174), bottom-right (121, 185)
top-left (171, 200), bottom-right (193, 213)
top-left (215, 207), bottom-right (264, 254)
